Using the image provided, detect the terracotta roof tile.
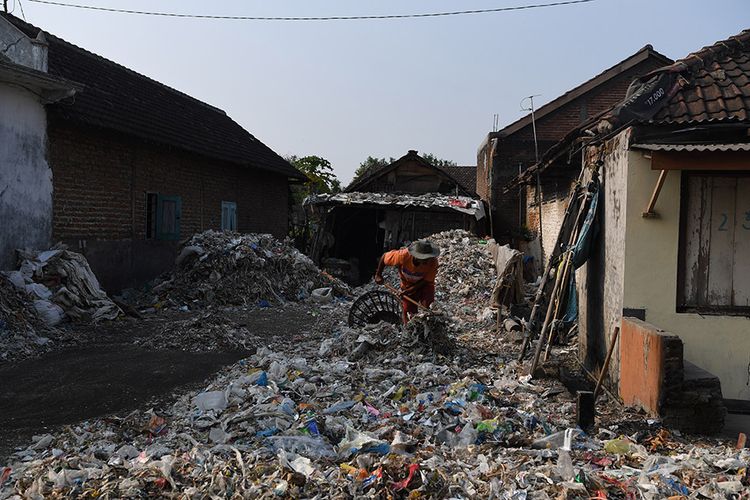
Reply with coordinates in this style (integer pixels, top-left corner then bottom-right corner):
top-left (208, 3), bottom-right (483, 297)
top-left (649, 29), bottom-right (750, 124)
top-left (0, 13), bottom-right (304, 180)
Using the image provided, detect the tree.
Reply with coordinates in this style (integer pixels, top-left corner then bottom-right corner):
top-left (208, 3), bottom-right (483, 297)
top-left (421, 153), bottom-right (457, 169)
top-left (286, 155), bottom-right (342, 251)
top-left (288, 155), bottom-right (341, 200)
top-left (352, 156), bottom-right (394, 181)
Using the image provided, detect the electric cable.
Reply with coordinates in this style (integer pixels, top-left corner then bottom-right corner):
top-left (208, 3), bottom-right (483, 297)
top-left (26, 0), bottom-right (595, 21)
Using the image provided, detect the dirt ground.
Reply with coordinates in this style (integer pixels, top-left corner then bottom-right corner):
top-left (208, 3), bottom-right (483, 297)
top-left (0, 305), bottom-right (314, 462)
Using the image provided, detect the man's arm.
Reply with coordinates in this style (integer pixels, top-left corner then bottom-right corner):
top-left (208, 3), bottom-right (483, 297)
top-left (374, 255), bottom-right (386, 284)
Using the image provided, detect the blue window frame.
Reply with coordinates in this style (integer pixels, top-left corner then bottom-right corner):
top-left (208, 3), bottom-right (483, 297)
top-left (221, 201), bottom-right (237, 231)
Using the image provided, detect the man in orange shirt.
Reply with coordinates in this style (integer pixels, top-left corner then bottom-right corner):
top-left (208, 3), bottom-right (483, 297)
top-left (374, 240), bottom-right (440, 324)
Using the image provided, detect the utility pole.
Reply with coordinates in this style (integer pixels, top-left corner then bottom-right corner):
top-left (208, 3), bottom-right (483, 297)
top-left (521, 95), bottom-right (544, 264)
top-left (3, 1), bottom-right (8, 13)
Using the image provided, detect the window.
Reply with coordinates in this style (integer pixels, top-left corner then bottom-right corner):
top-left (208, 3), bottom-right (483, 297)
top-left (678, 172), bottom-right (750, 314)
top-left (145, 193), bottom-right (182, 240)
top-left (221, 201), bottom-right (237, 231)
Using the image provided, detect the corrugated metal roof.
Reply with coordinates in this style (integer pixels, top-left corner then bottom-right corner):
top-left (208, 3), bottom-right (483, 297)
top-left (631, 143), bottom-right (750, 152)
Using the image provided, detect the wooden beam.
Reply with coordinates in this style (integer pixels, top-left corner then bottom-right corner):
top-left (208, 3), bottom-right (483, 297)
top-left (642, 169), bottom-right (668, 218)
top-left (652, 150), bottom-right (750, 171)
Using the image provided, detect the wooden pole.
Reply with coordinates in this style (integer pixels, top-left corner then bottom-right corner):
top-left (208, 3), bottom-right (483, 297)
top-left (518, 167), bottom-right (588, 361)
top-left (542, 198), bottom-right (588, 361)
top-left (594, 326), bottom-right (620, 400)
top-left (529, 192), bottom-right (589, 374)
top-left (383, 283), bottom-right (434, 315)
top-left (642, 170), bottom-right (668, 218)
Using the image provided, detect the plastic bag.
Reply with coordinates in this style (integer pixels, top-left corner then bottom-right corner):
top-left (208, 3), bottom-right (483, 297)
top-left (531, 428), bottom-right (582, 450)
top-left (266, 435), bottom-right (336, 460)
top-left (193, 391), bottom-right (228, 412)
top-left (33, 299), bottom-right (65, 326)
top-left (337, 426), bottom-right (389, 458)
top-left (311, 287), bottom-right (333, 304)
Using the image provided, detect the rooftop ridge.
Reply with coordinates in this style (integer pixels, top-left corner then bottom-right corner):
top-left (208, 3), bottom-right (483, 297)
top-left (0, 13), bottom-right (232, 119)
top-left (492, 44), bottom-right (673, 138)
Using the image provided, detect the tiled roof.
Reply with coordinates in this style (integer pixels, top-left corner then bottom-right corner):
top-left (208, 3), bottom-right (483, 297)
top-left (503, 29), bottom-right (750, 192)
top-left (0, 14), bottom-right (304, 180)
top-left (649, 29), bottom-right (750, 124)
top-left (439, 165), bottom-right (477, 195)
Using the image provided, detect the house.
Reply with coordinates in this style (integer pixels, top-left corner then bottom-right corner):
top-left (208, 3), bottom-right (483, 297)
top-left (306, 151), bottom-right (484, 284)
top-left (0, 13), bottom-right (305, 291)
top-left (0, 23), bottom-right (77, 269)
top-left (477, 46), bottom-right (672, 269)
top-left (525, 29), bottom-right (750, 429)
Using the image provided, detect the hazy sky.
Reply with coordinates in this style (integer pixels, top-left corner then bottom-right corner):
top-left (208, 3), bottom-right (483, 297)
top-left (11, 0), bottom-right (748, 183)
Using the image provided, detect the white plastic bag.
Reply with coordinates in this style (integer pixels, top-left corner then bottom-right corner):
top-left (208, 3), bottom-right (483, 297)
top-left (311, 287), bottom-right (333, 304)
top-left (33, 299), bottom-right (65, 326)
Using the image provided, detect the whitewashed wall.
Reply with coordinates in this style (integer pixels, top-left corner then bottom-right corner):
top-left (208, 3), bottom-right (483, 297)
top-left (0, 84), bottom-right (52, 269)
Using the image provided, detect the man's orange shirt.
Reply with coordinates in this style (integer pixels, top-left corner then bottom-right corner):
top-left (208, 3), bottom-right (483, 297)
top-left (383, 248), bottom-right (438, 289)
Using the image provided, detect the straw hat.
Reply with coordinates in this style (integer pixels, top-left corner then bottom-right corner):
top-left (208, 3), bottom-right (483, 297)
top-left (407, 240), bottom-right (440, 259)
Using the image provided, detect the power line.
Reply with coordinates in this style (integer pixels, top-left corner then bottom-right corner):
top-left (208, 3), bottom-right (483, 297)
top-left (26, 0), bottom-right (595, 21)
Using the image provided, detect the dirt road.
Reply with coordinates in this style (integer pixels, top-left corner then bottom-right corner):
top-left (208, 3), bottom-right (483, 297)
top-left (0, 305), bottom-right (313, 462)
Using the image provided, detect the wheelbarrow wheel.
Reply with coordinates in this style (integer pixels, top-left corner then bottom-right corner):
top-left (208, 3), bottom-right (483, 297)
top-left (348, 290), bottom-right (402, 328)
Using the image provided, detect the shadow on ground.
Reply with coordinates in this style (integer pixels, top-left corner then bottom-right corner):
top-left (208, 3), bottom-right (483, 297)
top-left (0, 344), bottom-right (247, 461)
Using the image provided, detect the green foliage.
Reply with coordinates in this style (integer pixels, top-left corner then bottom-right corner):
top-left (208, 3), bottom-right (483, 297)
top-left (421, 153), bottom-right (457, 168)
top-left (353, 156), bottom-right (394, 181)
top-left (288, 155), bottom-right (342, 198)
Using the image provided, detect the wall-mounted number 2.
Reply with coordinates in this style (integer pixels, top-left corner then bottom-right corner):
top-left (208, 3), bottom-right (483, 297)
top-left (718, 213), bottom-right (729, 231)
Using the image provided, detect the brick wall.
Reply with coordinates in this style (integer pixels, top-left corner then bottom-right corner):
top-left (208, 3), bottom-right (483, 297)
top-left (487, 57), bottom-right (668, 243)
top-left (47, 120), bottom-right (291, 290)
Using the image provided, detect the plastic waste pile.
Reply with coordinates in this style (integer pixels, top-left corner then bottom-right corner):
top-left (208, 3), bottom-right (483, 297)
top-left (2, 232), bottom-right (747, 498)
top-left (144, 231), bottom-right (349, 309)
top-left (4, 298), bottom-right (747, 498)
top-left (135, 312), bottom-right (260, 353)
top-left (0, 274), bottom-right (55, 363)
top-left (429, 230), bottom-right (497, 317)
top-left (5, 248), bottom-right (121, 326)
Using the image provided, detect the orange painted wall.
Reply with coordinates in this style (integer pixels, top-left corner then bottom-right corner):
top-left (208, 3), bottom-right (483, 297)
top-left (619, 317), bottom-right (668, 415)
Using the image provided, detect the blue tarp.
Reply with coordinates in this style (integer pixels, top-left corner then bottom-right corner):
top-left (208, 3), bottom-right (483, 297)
top-left (562, 178), bottom-right (601, 324)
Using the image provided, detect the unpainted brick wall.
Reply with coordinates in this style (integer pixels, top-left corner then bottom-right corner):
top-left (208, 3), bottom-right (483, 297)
top-left (48, 121), bottom-right (290, 242)
top-left (488, 57), bottom-right (668, 243)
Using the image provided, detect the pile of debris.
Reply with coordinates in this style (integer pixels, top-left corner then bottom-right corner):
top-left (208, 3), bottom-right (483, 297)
top-left (144, 231), bottom-right (348, 309)
top-left (4, 248), bottom-right (121, 326)
top-left (3, 232), bottom-right (746, 498)
top-left (1, 248), bottom-right (121, 364)
top-left (2, 300), bottom-right (746, 498)
top-left (0, 274), bottom-right (53, 363)
top-left (135, 313), bottom-right (259, 353)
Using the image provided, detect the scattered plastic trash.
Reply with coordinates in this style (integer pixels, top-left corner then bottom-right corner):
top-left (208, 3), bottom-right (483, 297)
top-left (1, 230), bottom-right (745, 498)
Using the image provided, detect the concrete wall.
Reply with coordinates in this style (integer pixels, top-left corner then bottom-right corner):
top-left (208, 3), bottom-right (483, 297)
top-left (621, 147), bottom-right (750, 400)
top-left (47, 120), bottom-right (291, 292)
top-left (0, 85), bottom-right (52, 269)
top-left (579, 127), bottom-right (750, 400)
top-left (577, 130), bottom-right (629, 385)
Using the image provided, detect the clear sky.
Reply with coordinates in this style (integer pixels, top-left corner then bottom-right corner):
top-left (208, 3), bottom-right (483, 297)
top-left (10, 0), bottom-right (749, 183)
